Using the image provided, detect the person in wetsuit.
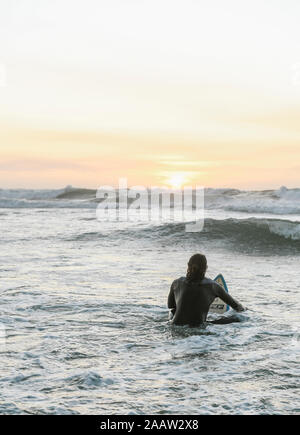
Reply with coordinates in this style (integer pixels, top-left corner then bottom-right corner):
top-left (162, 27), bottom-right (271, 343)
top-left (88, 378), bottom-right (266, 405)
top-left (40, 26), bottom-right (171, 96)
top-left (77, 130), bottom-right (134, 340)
top-left (168, 253), bottom-right (245, 326)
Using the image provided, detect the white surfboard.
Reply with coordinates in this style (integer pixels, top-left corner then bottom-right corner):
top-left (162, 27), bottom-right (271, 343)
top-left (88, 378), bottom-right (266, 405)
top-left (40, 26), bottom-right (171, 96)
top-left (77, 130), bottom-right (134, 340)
top-left (209, 274), bottom-right (230, 314)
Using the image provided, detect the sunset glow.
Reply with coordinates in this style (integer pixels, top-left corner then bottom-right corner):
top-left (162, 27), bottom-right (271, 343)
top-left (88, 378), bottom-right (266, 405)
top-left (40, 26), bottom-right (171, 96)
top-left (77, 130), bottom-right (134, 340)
top-left (0, 0), bottom-right (300, 189)
top-left (166, 173), bottom-right (189, 190)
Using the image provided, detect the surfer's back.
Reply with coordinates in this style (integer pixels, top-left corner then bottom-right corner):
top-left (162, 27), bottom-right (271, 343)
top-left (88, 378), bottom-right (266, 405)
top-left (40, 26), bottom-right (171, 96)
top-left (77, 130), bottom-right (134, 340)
top-left (168, 276), bottom-right (217, 326)
top-left (168, 254), bottom-right (244, 326)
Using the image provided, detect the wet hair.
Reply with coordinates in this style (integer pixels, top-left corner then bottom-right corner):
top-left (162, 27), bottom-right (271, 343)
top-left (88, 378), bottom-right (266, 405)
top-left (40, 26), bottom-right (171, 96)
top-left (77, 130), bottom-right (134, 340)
top-left (186, 253), bottom-right (207, 283)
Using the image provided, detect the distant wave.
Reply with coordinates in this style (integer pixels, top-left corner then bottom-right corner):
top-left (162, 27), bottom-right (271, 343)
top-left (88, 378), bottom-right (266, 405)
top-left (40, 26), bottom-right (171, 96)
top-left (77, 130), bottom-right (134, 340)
top-left (56, 186), bottom-right (96, 200)
top-left (204, 186), bottom-right (300, 215)
top-left (0, 185), bottom-right (300, 215)
top-left (0, 186), bottom-right (97, 208)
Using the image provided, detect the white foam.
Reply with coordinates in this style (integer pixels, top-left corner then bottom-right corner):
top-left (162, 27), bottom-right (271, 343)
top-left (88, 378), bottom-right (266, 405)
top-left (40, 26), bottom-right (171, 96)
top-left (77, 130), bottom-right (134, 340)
top-left (0, 186), bottom-right (300, 215)
top-left (205, 187), bottom-right (300, 215)
top-left (266, 220), bottom-right (300, 240)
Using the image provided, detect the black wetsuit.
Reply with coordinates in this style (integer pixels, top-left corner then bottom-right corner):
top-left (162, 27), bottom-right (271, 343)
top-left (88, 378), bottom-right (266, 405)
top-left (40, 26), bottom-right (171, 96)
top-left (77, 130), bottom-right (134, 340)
top-left (168, 276), bottom-right (244, 326)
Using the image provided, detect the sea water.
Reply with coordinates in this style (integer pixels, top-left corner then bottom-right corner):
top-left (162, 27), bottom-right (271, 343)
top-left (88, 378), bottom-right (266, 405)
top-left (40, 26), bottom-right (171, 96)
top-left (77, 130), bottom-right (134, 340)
top-left (0, 186), bottom-right (299, 414)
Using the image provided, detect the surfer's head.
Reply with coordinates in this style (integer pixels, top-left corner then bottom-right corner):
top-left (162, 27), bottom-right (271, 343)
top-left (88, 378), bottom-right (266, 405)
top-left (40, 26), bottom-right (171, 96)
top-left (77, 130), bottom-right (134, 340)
top-left (186, 253), bottom-right (207, 283)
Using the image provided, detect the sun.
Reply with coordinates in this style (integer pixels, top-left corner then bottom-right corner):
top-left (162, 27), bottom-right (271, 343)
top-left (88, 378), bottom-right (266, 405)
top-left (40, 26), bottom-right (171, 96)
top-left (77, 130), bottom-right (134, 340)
top-left (166, 173), bottom-right (188, 189)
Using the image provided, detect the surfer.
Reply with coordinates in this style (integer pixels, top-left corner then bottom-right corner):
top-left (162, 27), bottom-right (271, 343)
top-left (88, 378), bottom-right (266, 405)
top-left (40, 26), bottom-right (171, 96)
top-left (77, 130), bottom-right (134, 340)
top-left (168, 253), bottom-right (245, 326)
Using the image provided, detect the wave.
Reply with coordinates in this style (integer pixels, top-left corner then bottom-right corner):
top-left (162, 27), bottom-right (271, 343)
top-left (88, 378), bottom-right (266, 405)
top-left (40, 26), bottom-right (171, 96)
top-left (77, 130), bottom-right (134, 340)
top-left (0, 185), bottom-right (300, 215)
top-left (204, 186), bottom-right (300, 215)
top-left (203, 217), bottom-right (300, 241)
top-left (64, 371), bottom-right (114, 389)
top-left (98, 217), bottom-right (300, 253)
top-left (56, 186), bottom-right (96, 200)
top-left (65, 217), bottom-right (300, 256)
top-left (0, 186), bottom-right (97, 208)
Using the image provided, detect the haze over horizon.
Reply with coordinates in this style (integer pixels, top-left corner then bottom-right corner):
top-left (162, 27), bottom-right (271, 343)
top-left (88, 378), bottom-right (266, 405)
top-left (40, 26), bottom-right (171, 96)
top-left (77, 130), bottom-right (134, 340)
top-left (1, 0), bottom-right (300, 190)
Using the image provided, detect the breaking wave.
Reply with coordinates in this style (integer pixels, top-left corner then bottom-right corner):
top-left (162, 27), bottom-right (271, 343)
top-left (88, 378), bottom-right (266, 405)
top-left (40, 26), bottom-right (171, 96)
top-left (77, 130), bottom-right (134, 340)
top-left (205, 186), bottom-right (300, 215)
top-left (67, 217), bottom-right (300, 254)
top-left (0, 185), bottom-right (300, 215)
top-left (109, 217), bottom-right (300, 252)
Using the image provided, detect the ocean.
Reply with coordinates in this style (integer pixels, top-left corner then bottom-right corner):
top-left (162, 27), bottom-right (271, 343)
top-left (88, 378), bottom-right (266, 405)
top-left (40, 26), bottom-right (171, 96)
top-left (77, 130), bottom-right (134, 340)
top-left (0, 185), bottom-right (299, 414)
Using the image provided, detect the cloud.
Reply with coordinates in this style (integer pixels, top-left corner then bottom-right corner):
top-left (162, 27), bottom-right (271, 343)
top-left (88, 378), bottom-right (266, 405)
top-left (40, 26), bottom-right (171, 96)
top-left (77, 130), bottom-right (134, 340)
top-left (0, 157), bottom-right (97, 172)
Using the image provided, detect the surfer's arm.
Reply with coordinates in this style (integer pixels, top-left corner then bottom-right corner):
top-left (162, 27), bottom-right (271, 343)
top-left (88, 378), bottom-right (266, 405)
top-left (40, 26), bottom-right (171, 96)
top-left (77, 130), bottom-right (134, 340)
top-left (167, 281), bottom-right (176, 314)
top-left (214, 284), bottom-right (245, 312)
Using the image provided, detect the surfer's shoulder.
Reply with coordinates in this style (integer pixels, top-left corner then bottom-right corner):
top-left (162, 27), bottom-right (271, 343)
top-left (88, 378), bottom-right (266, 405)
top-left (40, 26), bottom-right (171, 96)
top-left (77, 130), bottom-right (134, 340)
top-left (201, 277), bottom-right (218, 292)
top-left (201, 277), bottom-right (214, 285)
top-left (171, 276), bottom-right (186, 288)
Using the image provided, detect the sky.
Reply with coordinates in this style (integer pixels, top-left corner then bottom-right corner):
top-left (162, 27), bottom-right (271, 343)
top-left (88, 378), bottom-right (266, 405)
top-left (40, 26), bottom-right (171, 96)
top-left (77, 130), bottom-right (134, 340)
top-left (0, 0), bottom-right (300, 189)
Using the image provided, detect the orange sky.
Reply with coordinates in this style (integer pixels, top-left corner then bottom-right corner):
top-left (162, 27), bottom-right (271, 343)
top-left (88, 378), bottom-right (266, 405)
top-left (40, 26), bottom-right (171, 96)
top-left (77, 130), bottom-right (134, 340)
top-left (1, 0), bottom-right (300, 189)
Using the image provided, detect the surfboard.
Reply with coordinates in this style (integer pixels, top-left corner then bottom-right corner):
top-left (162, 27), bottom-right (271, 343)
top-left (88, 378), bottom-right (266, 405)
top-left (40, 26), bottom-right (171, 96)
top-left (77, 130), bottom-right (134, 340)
top-left (209, 274), bottom-right (230, 314)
